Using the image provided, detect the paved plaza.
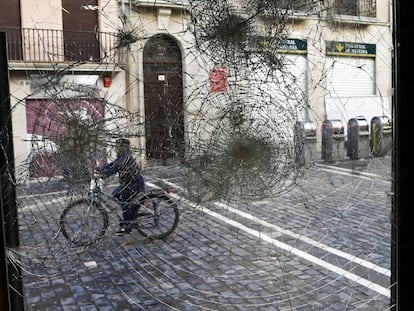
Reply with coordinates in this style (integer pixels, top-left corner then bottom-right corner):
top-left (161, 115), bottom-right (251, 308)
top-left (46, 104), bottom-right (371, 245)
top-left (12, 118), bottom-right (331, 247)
top-left (16, 155), bottom-right (392, 310)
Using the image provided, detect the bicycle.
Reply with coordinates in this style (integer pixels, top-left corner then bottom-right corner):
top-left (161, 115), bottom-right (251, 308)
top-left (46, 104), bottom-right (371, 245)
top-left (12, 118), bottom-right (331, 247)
top-left (59, 169), bottom-right (179, 247)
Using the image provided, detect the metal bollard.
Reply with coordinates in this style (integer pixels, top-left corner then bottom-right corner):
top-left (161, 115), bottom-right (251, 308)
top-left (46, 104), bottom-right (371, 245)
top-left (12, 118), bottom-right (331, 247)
top-left (321, 119), bottom-right (344, 162)
top-left (294, 121), bottom-right (317, 167)
top-left (370, 116), bottom-right (392, 157)
top-left (347, 116), bottom-right (370, 159)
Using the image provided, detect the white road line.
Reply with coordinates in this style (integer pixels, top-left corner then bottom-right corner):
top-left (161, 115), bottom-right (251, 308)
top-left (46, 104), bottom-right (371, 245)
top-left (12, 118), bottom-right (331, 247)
top-left (213, 201), bottom-right (391, 277)
top-left (148, 180), bottom-right (390, 298)
top-left (161, 180), bottom-right (390, 277)
top-left (315, 163), bottom-right (391, 183)
top-left (19, 197), bottom-right (68, 212)
top-left (20, 190), bottom-right (68, 198)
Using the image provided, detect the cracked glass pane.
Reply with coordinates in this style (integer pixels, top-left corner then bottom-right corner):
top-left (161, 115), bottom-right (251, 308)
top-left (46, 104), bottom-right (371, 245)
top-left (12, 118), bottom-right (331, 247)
top-left (0, 0), bottom-right (398, 309)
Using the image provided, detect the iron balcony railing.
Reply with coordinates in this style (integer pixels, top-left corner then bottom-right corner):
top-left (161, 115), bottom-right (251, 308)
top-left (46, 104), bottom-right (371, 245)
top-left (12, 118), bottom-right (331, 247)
top-left (279, 0), bottom-right (376, 18)
top-left (333, 0), bottom-right (376, 18)
top-left (0, 27), bottom-right (127, 65)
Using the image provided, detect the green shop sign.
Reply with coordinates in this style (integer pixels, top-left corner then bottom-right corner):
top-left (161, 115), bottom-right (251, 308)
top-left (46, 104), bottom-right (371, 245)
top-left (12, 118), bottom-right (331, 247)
top-left (251, 37), bottom-right (307, 54)
top-left (326, 41), bottom-right (376, 57)
top-left (277, 38), bottom-right (307, 54)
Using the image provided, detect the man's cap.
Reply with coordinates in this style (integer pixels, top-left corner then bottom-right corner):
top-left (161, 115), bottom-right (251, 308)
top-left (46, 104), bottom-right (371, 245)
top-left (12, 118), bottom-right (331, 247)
top-left (116, 138), bottom-right (130, 147)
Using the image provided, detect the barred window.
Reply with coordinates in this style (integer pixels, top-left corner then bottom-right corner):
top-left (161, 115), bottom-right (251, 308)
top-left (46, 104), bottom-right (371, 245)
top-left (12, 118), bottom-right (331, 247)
top-left (334, 0), bottom-right (376, 17)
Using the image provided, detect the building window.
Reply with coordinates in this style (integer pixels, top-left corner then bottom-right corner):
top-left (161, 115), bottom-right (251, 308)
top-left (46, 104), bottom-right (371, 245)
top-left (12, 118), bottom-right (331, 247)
top-left (334, 0), bottom-right (376, 17)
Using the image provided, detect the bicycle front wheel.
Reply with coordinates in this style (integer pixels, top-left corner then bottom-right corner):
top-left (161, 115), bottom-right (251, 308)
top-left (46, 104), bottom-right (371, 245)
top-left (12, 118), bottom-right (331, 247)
top-left (59, 198), bottom-right (109, 247)
top-left (135, 193), bottom-right (179, 239)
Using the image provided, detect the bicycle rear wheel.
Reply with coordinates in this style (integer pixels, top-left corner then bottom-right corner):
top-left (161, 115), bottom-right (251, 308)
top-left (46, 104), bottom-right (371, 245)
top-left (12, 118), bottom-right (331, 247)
top-left (135, 193), bottom-right (179, 239)
top-left (59, 198), bottom-right (109, 247)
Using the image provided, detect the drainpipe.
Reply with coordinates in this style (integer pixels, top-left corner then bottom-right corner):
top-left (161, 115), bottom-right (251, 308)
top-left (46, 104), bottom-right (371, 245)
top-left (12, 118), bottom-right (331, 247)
top-left (120, 0), bottom-right (127, 24)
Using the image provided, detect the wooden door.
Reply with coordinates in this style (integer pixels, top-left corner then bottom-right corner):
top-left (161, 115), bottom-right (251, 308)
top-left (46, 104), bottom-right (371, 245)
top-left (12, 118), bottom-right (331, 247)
top-left (143, 34), bottom-right (184, 162)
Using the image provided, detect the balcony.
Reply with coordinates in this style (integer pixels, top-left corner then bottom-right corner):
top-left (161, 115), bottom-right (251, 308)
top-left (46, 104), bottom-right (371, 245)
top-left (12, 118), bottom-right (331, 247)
top-left (0, 27), bottom-right (127, 67)
top-left (333, 0), bottom-right (376, 18)
top-left (263, 0), bottom-right (376, 22)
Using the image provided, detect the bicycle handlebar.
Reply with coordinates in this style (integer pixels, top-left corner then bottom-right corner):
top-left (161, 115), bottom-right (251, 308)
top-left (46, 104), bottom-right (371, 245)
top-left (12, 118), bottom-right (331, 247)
top-left (90, 168), bottom-right (105, 191)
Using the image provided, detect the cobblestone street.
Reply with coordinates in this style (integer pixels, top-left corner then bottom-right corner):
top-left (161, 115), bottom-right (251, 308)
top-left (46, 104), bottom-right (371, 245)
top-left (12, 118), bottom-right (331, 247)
top-left (17, 156), bottom-right (392, 310)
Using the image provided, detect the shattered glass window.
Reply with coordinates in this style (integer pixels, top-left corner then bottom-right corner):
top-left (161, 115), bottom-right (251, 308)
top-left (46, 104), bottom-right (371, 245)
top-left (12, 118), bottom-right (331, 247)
top-left (0, 0), bottom-right (397, 309)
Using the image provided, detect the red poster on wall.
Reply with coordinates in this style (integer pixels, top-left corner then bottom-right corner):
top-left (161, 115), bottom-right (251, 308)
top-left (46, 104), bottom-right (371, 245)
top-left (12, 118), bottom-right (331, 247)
top-left (210, 66), bottom-right (228, 92)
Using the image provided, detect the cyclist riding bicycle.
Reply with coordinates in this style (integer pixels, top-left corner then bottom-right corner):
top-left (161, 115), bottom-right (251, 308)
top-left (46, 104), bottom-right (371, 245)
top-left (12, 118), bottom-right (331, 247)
top-left (98, 138), bottom-right (145, 235)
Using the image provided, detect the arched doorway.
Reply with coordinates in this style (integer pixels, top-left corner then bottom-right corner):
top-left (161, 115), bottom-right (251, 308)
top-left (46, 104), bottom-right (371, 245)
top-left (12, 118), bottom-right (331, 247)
top-left (143, 34), bottom-right (184, 165)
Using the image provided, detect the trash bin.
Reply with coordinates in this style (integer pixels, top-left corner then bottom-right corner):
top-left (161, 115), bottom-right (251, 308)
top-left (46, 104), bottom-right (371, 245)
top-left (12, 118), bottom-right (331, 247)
top-left (294, 120), bottom-right (317, 166)
top-left (347, 116), bottom-right (370, 159)
top-left (321, 119), bottom-right (344, 162)
top-left (370, 116), bottom-right (392, 157)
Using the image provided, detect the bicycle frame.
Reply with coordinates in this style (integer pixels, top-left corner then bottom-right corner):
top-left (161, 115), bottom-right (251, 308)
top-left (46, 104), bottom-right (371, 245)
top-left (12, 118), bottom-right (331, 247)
top-left (87, 173), bottom-right (159, 218)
